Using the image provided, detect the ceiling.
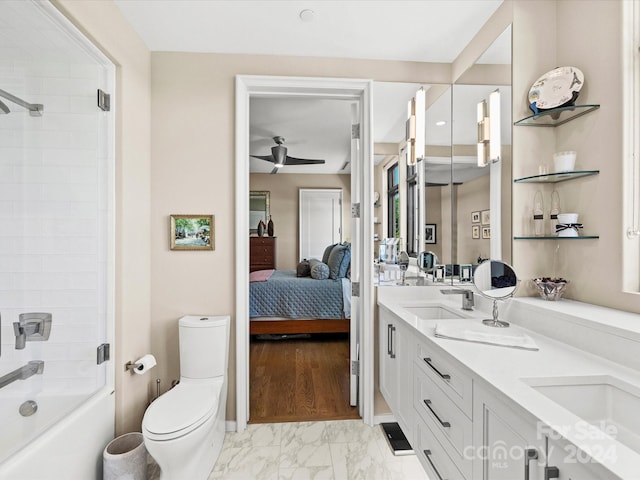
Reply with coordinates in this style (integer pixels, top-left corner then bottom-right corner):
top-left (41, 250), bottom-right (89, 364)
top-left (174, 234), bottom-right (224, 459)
top-left (114, 0), bottom-right (507, 174)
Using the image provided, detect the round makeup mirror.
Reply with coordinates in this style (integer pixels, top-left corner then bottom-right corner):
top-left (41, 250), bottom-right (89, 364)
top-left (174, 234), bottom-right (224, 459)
top-left (472, 260), bottom-right (518, 328)
top-left (418, 251), bottom-right (438, 274)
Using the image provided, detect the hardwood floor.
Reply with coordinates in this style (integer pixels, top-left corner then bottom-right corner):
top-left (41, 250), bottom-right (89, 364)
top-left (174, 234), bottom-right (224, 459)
top-left (249, 333), bottom-right (360, 424)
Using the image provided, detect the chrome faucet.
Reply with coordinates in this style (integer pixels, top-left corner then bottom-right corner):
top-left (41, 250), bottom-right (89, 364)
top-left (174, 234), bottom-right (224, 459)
top-left (0, 361), bottom-right (45, 390)
top-left (440, 288), bottom-right (475, 311)
top-left (13, 313), bottom-right (52, 350)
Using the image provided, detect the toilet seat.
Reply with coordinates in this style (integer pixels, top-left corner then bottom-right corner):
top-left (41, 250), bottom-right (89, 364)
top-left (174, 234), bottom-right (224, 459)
top-left (142, 378), bottom-right (223, 441)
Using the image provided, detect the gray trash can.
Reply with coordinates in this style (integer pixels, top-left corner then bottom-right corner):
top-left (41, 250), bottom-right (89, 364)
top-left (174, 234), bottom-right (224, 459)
top-left (103, 432), bottom-right (148, 480)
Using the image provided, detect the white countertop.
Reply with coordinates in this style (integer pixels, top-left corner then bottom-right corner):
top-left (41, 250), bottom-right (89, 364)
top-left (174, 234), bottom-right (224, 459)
top-left (377, 286), bottom-right (640, 480)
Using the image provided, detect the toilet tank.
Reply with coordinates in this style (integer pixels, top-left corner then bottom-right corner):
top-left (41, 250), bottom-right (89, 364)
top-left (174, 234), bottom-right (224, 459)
top-left (178, 315), bottom-right (229, 379)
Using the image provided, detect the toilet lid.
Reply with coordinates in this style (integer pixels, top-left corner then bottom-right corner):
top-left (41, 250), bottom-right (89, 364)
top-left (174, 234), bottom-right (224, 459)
top-left (143, 379), bottom-right (222, 438)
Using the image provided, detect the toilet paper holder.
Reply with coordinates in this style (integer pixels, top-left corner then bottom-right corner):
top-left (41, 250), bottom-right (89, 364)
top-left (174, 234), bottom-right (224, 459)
top-left (124, 360), bottom-right (141, 372)
top-left (125, 354), bottom-right (157, 375)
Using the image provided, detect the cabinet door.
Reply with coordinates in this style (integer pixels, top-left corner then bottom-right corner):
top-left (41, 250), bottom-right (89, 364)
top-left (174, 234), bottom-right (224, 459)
top-left (474, 385), bottom-right (545, 480)
top-left (378, 309), bottom-right (412, 438)
top-left (394, 320), bottom-right (412, 437)
top-left (379, 308), bottom-right (397, 411)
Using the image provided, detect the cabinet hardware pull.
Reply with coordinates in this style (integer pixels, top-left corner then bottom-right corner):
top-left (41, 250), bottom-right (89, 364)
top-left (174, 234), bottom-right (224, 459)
top-left (423, 450), bottom-right (447, 480)
top-left (390, 325), bottom-right (396, 358)
top-left (423, 357), bottom-right (450, 380)
top-left (524, 448), bottom-right (538, 480)
top-left (387, 324), bottom-right (392, 356)
top-left (423, 399), bottom-right (451, 428)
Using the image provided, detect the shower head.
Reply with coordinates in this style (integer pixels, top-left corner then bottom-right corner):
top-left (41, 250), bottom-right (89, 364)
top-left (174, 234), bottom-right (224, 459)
top-left (0, 88), bottom-right (42, 116)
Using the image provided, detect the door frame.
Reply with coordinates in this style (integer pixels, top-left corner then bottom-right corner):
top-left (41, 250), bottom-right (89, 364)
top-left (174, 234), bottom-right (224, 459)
top-left (235, 75), bottom-right (373, 431)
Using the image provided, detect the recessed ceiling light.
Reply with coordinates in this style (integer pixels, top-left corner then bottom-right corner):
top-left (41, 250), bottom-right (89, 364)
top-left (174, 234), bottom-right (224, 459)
top-left (435, 120), bottom-right (447, 126)
top-left (299, 9), bottom-right (315, 22)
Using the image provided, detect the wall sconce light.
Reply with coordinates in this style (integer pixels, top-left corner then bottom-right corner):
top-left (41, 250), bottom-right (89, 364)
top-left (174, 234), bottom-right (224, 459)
top-left (477, 89), bottom-right (501, 167)
top-left (406, 87), bottom-right (425, 166)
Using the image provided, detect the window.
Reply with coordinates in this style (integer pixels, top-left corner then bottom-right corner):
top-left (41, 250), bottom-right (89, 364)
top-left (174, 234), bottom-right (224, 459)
top-left (406, 163), bottom-right (418, 255)
top-left (387, 162), bottom-right (400, 239)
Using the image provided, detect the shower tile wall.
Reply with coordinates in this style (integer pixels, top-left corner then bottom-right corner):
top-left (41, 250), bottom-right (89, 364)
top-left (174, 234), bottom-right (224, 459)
top-left (0, 6), bottom-right (112, 397)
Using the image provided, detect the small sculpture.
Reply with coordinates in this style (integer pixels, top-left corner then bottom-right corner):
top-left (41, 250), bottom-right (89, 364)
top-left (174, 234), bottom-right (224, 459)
top-left (257, 220), bottom-right (266, 237)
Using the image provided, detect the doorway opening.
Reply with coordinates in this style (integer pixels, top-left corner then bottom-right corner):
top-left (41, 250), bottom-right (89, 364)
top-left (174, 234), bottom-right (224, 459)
top-left (235, 76), bottom-right (374, 432)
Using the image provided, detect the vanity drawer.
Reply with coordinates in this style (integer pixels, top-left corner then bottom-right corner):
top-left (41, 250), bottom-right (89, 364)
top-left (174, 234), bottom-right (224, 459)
top-left (415, 417), bottom-right (467, 480)
top-left (414, 365), bottom-right (473, 479)
top-left (415, 339), bottom-right (473, 418)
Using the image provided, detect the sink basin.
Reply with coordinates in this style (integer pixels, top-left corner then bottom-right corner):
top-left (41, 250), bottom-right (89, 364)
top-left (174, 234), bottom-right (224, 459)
top-left (523, 375), bottom-right (640, 453)
top-left (402, 305), bottom-right (465, 320)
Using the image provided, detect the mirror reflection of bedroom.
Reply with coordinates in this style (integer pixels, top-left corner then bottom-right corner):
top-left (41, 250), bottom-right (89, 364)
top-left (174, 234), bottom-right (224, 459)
top-left (248, 84), bottom-right (422, 423)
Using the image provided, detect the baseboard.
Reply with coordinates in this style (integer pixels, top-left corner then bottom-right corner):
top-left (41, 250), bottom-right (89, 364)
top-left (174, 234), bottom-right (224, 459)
top-left (225, 420), bottom-right (237, 432)
top-left (373, 413), bottom-right (396, 425)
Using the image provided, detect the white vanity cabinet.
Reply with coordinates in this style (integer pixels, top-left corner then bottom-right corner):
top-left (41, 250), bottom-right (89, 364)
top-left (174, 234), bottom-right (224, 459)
top-left (378, 306), bottom-right (413, 436)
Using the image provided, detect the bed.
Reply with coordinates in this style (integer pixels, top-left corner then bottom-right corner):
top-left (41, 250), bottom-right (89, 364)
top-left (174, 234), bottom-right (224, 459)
top-left (249, 269), bottom-right (351, 335)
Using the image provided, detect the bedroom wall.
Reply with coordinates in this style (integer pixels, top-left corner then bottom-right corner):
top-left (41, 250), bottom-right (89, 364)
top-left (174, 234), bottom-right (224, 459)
top-left (250, 173), bottom-right (351, 270)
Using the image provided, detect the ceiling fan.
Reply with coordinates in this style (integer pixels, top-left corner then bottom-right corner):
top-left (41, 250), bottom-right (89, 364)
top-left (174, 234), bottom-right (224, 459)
top-left (250, 136), bottom-right (325, 174)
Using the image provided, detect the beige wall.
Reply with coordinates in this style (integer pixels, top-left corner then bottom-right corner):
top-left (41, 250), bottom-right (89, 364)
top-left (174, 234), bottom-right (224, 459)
top-left (250, 173), bottom-right (351, 270)
top-left (150, 52), bottom-right (460, 421)
top-left (512, 0), bottom-right (639, 313)
top-left (52, 0), bottom-right (152, 435)
top-left (456, 175), bottom-right (490, 264)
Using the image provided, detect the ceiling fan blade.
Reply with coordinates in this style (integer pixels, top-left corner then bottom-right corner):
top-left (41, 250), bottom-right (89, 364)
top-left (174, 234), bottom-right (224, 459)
top-left (250, 155), bottom-right (276, 163)
top-left (285, 156), bottom-right (325, 165)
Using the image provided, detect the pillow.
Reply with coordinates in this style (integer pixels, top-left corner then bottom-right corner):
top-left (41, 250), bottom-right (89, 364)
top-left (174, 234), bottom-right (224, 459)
top-left (309, 258), bottom-right (329, 280)
top-left (321, 243), bottom-right (338, 264)
top-left (296, 259), bottom-right (311, 277)
top-left (327, 243), bottom-right (351, 279)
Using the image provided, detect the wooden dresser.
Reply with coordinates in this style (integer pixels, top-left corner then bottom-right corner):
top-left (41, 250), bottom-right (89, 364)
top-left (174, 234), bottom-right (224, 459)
top-left (250, 236), bottom-right (276, 272)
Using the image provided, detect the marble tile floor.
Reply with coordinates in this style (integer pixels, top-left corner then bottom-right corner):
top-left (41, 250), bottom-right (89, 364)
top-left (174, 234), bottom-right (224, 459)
top-left (147, 419), bottom-right (429, 480)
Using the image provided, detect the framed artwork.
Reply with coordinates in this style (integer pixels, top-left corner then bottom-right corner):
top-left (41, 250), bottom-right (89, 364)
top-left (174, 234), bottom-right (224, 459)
top-left (481, 209), bottom-right (490, 225)
top-left (425, 224), bottom-right (437, 244)
top-left (471, 211), bottom-right (481, 223)
top-left (170, 214), bottom-right (214, 250)
top-left (472, 225), bottom-right (480, 239)
top-left (482, 226), bottom-right (491, 239)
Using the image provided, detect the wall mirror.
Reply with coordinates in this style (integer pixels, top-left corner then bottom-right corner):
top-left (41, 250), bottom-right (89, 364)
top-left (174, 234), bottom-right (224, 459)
top-left (416, 25), bottom-right (512, 285)
top-left (249, 191), bottom-right (270, 233)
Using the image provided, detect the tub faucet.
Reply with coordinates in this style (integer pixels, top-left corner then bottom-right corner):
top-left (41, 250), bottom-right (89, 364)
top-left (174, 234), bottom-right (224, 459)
top-left (440, 288), bottom-right (475, 311)
top-left (13, 313), bottom-right (52, 350)
top-left (0, 361), bottom-right (45, 390)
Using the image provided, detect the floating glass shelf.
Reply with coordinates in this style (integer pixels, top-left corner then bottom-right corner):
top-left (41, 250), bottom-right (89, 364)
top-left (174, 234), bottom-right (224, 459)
top-left (514, 235), bottom-right (599, 240)
top-left (514, 170), bottom-right (599, 184)
top-left (514, 104), bottom-right (600, 127)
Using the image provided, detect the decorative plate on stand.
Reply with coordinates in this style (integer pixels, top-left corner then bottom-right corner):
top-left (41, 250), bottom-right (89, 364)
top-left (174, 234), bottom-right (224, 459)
top-left (528, 66), bottom-right (584, 114)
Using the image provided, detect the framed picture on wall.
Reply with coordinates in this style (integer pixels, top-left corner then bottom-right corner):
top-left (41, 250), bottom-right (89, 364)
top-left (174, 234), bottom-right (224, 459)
top-left (472, 225), bottom-right (480, 239)
top-left (471, 211), bottom-right (481, 223)
top-left (425, 224), bottom-right (437, 244)
top-left (170, 214), bottom-right (214, 250)
top-left (482, 226), bottom-right (491, 239)
top-left (481, 209), bottom-right (490, 225)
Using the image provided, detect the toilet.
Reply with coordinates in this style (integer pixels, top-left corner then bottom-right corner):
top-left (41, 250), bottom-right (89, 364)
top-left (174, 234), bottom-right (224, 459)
top-left (142, 315), bottom-right (229, 480)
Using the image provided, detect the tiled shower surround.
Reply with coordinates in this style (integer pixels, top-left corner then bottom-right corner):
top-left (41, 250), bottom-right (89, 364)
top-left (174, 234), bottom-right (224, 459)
top-left (0, 0), bottom-right (114, 463)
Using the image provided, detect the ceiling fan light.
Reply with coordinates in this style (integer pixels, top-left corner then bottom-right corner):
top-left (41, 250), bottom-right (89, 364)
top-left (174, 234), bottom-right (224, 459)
top-left (274, 163), bottom-right (284, 168)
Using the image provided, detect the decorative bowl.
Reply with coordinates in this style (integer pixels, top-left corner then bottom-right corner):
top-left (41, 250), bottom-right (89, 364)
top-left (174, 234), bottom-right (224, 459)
top-left (532, 278), bottom-right (569, 301)
top-left (553, 151), bottom-right (576, 172)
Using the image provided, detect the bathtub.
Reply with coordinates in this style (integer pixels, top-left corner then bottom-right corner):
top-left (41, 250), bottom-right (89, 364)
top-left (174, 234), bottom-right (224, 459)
top-left (0, 387), bottom-right (114, 480)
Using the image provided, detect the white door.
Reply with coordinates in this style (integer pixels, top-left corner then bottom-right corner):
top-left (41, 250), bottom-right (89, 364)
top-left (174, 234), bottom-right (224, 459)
top-left (349, 102), bottom-right (361, 408)
top-left (299, 189), bottom-right (342, 260)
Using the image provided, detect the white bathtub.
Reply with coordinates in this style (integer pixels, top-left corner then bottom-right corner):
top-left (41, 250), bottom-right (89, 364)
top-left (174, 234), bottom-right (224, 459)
top-left (0, 387), bottom-right (114, 480)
